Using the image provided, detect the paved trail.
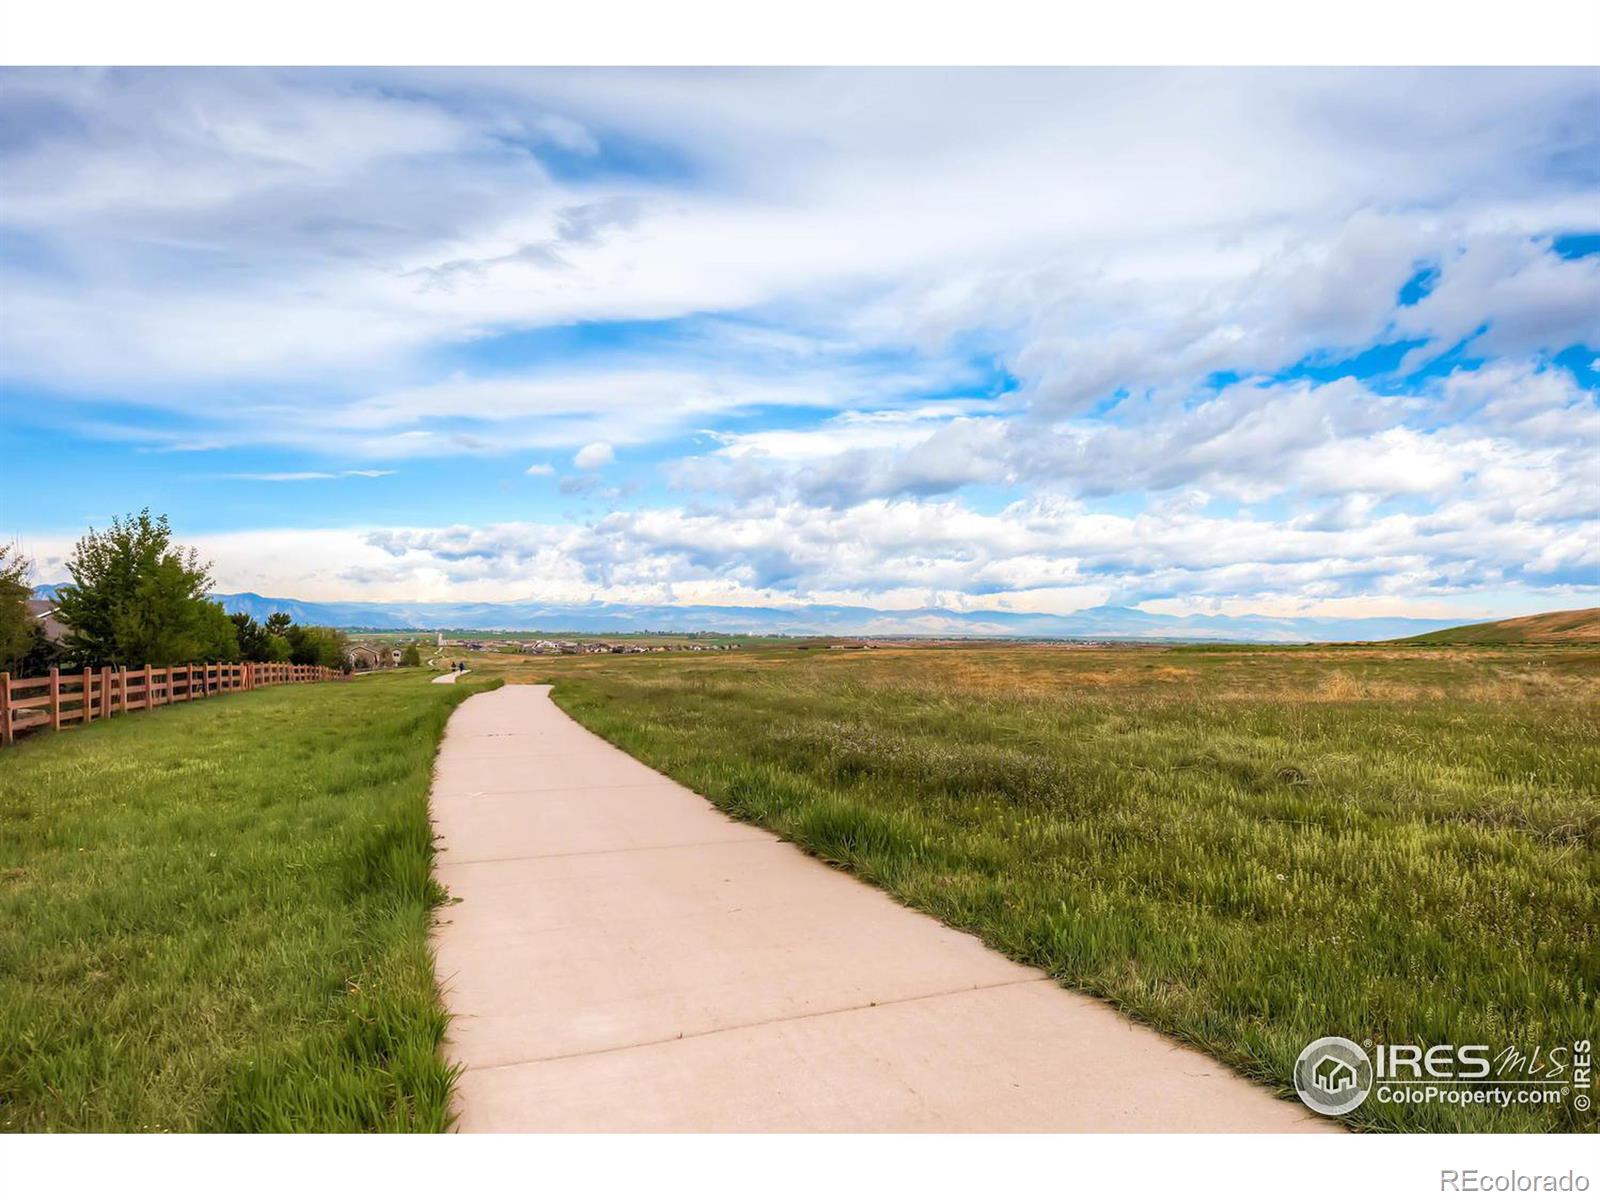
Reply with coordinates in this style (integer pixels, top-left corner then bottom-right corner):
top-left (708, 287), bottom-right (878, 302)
top-left (430, 684), bottom-right (1331, 1133)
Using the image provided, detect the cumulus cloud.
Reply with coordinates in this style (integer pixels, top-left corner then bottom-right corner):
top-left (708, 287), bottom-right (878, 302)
top-left (676, 365), bottom-right (1597, 524)
top-left (573, 441), bottom-right (615, 470)
top-left (326, 472), bottom-right (1599, 610)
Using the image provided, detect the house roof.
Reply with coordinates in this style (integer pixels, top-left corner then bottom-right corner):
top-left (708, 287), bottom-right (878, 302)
top-left (24, 598), bottom-right (71, 644)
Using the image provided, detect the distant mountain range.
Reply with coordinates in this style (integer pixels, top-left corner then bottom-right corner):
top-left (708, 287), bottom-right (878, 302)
top-left (32, 585), bottom-right (1475, 642)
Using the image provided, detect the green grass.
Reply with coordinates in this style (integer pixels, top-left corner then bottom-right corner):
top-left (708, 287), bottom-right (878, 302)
top-left (0, 669), bottom-right (499, 1132)
top-left (486, 642), bottom-right (1598, 1133)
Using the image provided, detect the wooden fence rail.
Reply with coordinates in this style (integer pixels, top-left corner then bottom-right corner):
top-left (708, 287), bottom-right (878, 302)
top-left (0, 661), bottom-right (341, 748)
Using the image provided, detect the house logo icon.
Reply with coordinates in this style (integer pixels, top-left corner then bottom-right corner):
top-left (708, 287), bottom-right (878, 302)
top-left (1294, 1036), bottom-right (1374, 1116)
top-left (1313, 1055), bottom-right (1357, 1094)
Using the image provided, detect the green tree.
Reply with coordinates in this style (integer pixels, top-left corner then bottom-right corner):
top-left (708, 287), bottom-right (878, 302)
top-left (54, 510), bottom-right (220, 667)
top-left (287, 625), bottom-right (349, 671)
top-left (230, 612), bottom-right (294, 662)
top-left (400, 642), bottom-right (422, 667)
top-left (193, 601), bottom-right (241, 661)
top-left (0, 543), bottom-right (36, 671)
top-left (265, 612), bottom-right (293, 639)
top-left (230, 613), bottom-right (272, 661)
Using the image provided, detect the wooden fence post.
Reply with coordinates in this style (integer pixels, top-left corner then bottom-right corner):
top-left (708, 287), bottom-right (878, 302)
top-left (82, 665), bottom-right (93, 724)
top-left (101, 666), bottom-right (113, 719)
top-left (0, 671), bottom-right (11, 746)
top-left (147, 665), bottom-right (157, 707)
top-left (48, 667), bottom-right (61, 730)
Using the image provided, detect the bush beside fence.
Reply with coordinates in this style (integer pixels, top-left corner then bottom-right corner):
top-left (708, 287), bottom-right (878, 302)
top-left (0, 661), bottom-right (341, 747)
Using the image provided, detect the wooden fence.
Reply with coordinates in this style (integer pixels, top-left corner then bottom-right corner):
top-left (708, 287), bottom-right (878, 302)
top-left (0, 661), bottom-right (342, 747)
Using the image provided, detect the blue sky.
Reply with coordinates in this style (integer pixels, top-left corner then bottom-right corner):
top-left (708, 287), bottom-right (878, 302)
top-left (1, 67), bottom-right (1597, 620)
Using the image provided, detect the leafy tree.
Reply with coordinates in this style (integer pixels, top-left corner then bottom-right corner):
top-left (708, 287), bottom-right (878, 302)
top-left (287, 624), bottom-right (349, 671)
top-left (265, 612), bottom-right (293, 639)
top-left (230, 612), bottom-right (294, 663)
top-left (400, 642), bottom-right (423, 667)
top-left (54, 510), bottom-right (221, 667)
top-left (230, 613), bottom-right (271, 661)
top-left (0, 543), bottom-right (35, 671)
top-left (193, 601), bottom-right (241, 662)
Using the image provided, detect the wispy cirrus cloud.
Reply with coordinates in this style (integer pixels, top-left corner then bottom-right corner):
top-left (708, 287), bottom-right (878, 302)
top-left (219, 469), bottom-right (397, 482)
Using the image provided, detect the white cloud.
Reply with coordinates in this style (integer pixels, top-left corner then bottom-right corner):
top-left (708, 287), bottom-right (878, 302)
top-left (220, 469), bottom-right (396, 482)
top-left (3, 69), bottom-right (1596, 616)
top-left (3, 69), bottom-right (1594, 397)
top-left (573, 441), bottom-right (615, 470)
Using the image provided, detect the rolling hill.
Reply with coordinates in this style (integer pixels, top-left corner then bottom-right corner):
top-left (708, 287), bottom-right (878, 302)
top-left (1402, 607), bottom-right (1600, 644)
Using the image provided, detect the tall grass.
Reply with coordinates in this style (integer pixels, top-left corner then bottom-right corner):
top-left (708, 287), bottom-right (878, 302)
top-left (0, 670), bottom-right (499, 1132)
top-left (505, 643), bottom-right (1598, 1133)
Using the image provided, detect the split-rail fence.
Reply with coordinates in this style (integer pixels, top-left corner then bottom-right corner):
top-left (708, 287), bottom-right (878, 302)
top-left (0, 661), bottom-right (341, 747)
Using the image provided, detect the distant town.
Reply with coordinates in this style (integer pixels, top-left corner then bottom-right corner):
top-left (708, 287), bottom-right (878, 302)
top-left (442, 635), bottom-right (742, 655)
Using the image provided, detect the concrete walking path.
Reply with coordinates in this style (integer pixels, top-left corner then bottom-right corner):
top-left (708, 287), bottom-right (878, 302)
top-left (432, 669), bottom-right (468, 684)
top-left (429, 684), bottom-right (1332, 1132)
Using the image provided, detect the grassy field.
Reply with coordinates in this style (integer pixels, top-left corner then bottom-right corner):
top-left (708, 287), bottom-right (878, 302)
top-left (0, 669), bottom-right (498, 1132)
top-left (478, 641), bottom-right (1598, 1133)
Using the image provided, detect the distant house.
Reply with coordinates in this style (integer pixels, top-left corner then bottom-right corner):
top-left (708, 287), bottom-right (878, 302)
top-left (348, 643), bottom-right (385, 671)
top-left (25, 598), bottom-right (71, 647)
top-left (347, 643), bottom-right (411, 671)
